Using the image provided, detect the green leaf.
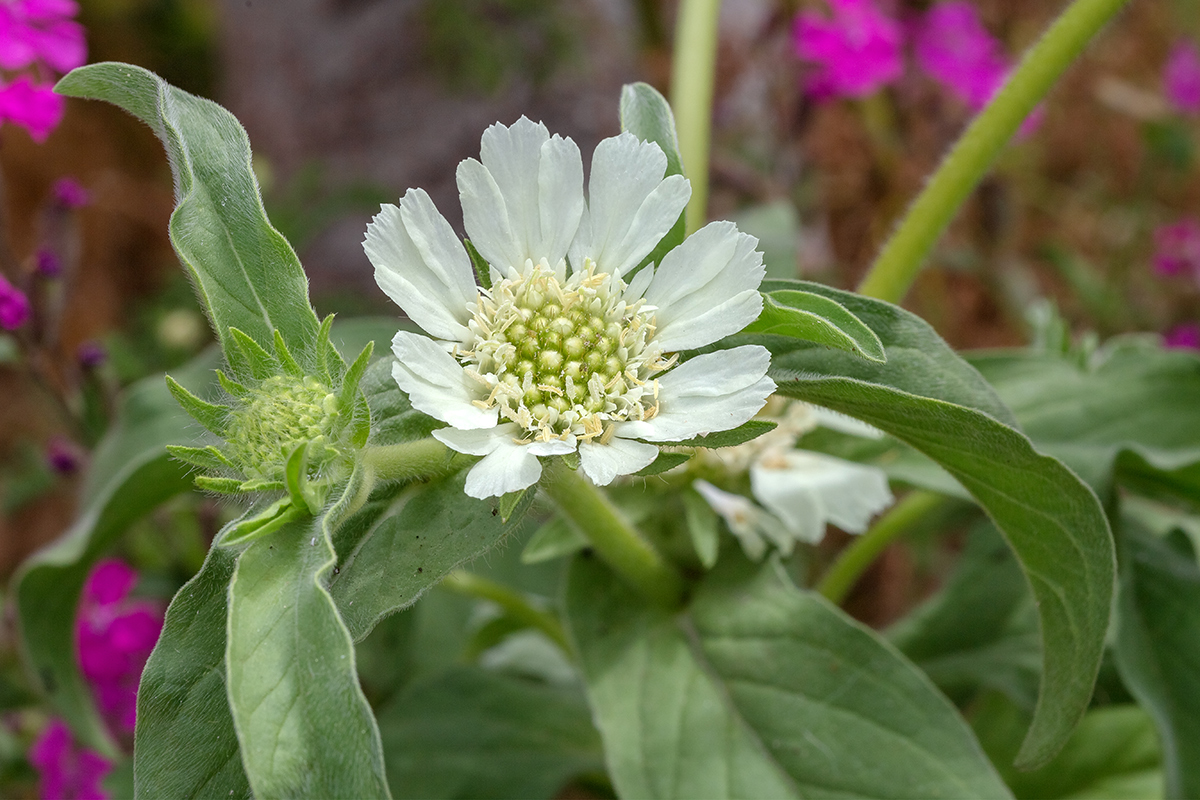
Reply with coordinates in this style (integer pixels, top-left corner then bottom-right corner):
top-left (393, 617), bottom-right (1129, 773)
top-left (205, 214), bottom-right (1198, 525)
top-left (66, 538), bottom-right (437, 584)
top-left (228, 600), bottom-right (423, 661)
top-left (330, 471), bottom-right (534, 641)
top-left (521, 517), bottom-right (587, 564)
top-left (498, 488), bottom-right (526, 523)
top-left (566, 556), bottom-right (1011, 799)
top-left (465, 239), bottom-right (493, 290)
top-left (134, 535), bottom-right (250, 799)
top-left (759, 280), bottom-right (1114, 769)
top-left (681, 488), bottom-right (719, 568)
top-left (971, 694), bottom-right (1162, 800)
top-left (165, 444), bottom-right (234, 471)
top-left (226, 514), bottom-right (389, 799)
top-left (635, 451), bottom-right (692, 476)
top-left (620, 81), bottom-right (686, 269)
top-left (656, 419), bottom-right (777, 448)
top-left (273, 329), bottom-right (304, 377)
top-left (165, 374), bottom-right (228, 436)
top-left (229, 327), bottom-right (277, 381)
top-left (12, 353), bottom-right (218, 756)
top-left (745, 289), bottom-right (887, 363)
top-left (376, 667), bottom-right (604, 800)
top-left (888, 523), bottom-right (1041, 710)
top-left (56, 63), bottom-right (321, 362)
top-left (969, 340), bottom-right (1200, 502)
top-left (1113, 517), bottom-right (1200, 800)
top-left (220, 497), bottom-right (306, 547)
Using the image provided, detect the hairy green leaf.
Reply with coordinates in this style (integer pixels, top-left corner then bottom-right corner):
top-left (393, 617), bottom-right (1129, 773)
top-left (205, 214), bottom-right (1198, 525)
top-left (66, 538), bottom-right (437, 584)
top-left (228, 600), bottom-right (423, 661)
top-left (745, 289), bottom-right (886, 363)
top-left (377, 667), bottom-right (603, 800)
top-left (226, 515), bottom-right (388, 799)
top-left (656, 419), bottom-right (777, 449)
top-left (1113, 518), bottom-right (1200, 800)
top-left (56, 63), bottom-right (320, 365)
top-left (566, 556), bottom-right (1011, 799)
top-left (758, 280), bottom-right (1113, 769)
top-left (134, 536), bottom-right (249, 799)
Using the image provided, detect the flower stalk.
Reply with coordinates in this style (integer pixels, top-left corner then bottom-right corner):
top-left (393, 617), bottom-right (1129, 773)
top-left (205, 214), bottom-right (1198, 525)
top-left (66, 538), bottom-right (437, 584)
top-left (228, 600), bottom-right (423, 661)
top-left (541, 458), bottom-right (684, 607)
top-left (441, 570), bottom-right (571, 654)
top-left (670, 0), bottom-right (722, 235)
top-left (816, 490), bottom-right (945, 605)
top-left (855, 0), bottom-right (1134, 304)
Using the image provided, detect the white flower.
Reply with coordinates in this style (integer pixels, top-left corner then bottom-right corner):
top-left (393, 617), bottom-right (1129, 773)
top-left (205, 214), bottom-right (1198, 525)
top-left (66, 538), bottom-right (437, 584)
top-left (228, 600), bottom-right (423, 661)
top-left (695, 399), bottom-right (894, 558)
top-left (365, 117), bottom-right (775, 499)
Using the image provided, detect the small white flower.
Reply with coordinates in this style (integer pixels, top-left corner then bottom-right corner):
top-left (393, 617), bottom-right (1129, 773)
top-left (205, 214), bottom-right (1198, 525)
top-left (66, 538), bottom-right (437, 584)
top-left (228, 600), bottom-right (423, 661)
top-left (695, 399), bottom-right (894, 557)
top-left (365, 117), bottom-right (775, 499)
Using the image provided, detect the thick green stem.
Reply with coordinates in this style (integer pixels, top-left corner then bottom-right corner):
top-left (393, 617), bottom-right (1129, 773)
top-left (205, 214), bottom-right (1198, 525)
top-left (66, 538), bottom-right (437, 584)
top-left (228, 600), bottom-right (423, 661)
top-left (361, 438), bottom-right (453, 483)
top-left (441, 571), bottom-right (572, 654)
top-left (817, 491), bottom-right (945, 605)
top-left (670, 0), bottom-right (721, 235)
top-left (541, 459), bottom-right (684, 607)
top-left (856, 0), bottom-right (1133, 303)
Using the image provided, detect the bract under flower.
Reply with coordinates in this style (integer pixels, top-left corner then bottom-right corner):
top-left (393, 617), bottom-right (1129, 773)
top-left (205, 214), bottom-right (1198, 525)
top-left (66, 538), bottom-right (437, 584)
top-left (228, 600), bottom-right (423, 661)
top-left (366, 118), bottom-right (774, 498)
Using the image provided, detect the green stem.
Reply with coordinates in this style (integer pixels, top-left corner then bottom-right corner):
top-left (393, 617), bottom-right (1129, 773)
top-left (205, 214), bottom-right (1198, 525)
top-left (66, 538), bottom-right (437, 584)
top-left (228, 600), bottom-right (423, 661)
top-left (541, 459), bottom-right (684, 607)
top-left (855, 0), bottom-right (1133, 303)
top-left (361, 438), bottom-right (453, 483)
top-left (817, 491), bottom-right (945, 605)
top-left (670, 0), bottom-right (722, 235)
top-left (441, 570), bottom-right (572, 654)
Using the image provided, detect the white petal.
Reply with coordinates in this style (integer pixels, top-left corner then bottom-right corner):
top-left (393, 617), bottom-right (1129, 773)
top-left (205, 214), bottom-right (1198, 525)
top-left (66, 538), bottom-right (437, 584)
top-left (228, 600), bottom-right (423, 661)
top-left (569, 133), bottom-right (691, 276)
top-left (646, 221), bottom-right (765, 351)
top-left (750, 452), bottom-right (894, 542)
top-left (625, 262), bottom-right (654, 302)
top-left (578, 437), bottom-right (658, 486)
top-left (620, 346), bottom-right (775, 442)
top-left (365, 191), bottom-right (476, 341)
top-left (692, 480), bottom-right (768, 560)
top-left (433, 424), bottom-right (543, 499)
top-left (527, 437), bottom-right (578, 457)
top-left (459, 119), bottom-right (584, 274)
top-left (391, 331), bottom-right (496, 429)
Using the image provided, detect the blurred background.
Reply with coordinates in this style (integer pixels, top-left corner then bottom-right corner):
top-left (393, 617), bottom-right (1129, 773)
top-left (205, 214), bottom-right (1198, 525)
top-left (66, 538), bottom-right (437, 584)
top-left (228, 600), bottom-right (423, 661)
top-left (1, 0), bottom-right (1198, 594)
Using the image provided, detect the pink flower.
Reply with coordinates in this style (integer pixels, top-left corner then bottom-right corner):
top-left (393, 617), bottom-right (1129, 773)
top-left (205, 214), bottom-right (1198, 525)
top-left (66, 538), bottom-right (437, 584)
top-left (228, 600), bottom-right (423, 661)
top-left (0, 75), bottom-right (65, 142)
top-left (1152, 219), bottom-right (1200, 280)
top-left (793, 0), bottom-right (904, 100)
top-left (0, 272), bottom-right (30, 329)
top-left (53, 177), bottom-right (90, 208)
top-left (0, 0), bottom-right (85, 73)
top-left (46, 435), bottom-right (83, 474)
top-left (913, 1), bottom-right (1042, 135)
top-left (75, 560), bottom-right (164, 737)
top-left (1165, 39), bottom-right (1200, 115)
top-left (29, 719), bottom-right (111, 800)
top-left (1165, 323), bottom-right (1200, 350)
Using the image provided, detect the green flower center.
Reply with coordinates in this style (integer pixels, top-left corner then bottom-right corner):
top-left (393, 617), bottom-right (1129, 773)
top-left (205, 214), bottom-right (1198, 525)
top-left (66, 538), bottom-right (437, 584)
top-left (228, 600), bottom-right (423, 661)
top-left (463, 259), bottom-right (674, 442)
top-left (226, 375), bottom-right (342, 481)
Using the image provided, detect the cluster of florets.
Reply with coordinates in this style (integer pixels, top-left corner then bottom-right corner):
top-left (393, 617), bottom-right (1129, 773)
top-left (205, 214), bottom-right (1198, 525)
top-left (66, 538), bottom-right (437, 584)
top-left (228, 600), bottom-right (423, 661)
top-left (165, 319), bottom-right (372, 535)
top-left (462, 259), bottom-right (673, 444)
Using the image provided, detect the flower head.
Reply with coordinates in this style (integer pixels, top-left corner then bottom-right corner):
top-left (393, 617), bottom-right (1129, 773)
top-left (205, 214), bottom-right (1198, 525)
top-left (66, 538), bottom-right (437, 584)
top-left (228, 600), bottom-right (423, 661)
top-left (0, 75), bottom-right (65, 141)
top-left (695, 400), bottom-right (893, 558)
top-left (1165, 39), bottom-right (1200, 115)
top-left (913, 2), bottom-right (1042, 136)
top-left (29, 719), bottom-right (111, 800)
top-left (792, 0), bottom-right (904, 100)
top-left (0, 0), bottom-right (85, 73)
top-left (0, 272), bottom-right (30, 329)
top-left (1153, 219), bottom-right (1200, 281)
top-left (53, 177), bottom-right (91, 208)
top-left (366, 118), bottom-right (775, 499)
top-left (76, 559), bottom-right (163, 736)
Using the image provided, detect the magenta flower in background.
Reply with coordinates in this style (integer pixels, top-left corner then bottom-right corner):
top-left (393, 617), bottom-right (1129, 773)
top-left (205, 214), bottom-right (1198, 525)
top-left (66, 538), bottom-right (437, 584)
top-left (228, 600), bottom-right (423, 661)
top-left (0, 75), bottom-right (65, 141)
top-left (1165, 323), bottom-right (1200, 350)
top-left (1165, 39), bottom-right (1200, 115)
top-left (75, 559), bottom-right (164, 737)
top-left (0, 272), bottom-right (30, 329)
top-left (1152, 219), bottom-right (1200, 280)
top-left (793, 0), bottom-right (904, 100)
top-left (0, 0), bottom-right (85, 73)
top-left (53, 177), bottom-right (90, 208)
top-left (77, 340), bottom-right (106, 369)
top-left (913, 1), bottom-right (1042, 135)
top-left (46, 435), bottom-right (83, 474)
top-left (29, 719), bottom-right (111, 800)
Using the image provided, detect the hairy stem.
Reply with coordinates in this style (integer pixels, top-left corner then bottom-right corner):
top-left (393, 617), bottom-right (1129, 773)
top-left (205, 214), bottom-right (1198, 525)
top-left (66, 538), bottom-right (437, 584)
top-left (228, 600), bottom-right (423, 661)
top-left (817, 491), bottom-right (945, 605)
top-left (441, 570), bottom-right (572, 654)
top-left (361, 438), bottom-right (453, 483)
top-left (670, 0), bottom-right (722, 235)
top-left (856, 0), bottom-right (1134, 303)
top-left (541, 459), bottom-right (684, 607)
